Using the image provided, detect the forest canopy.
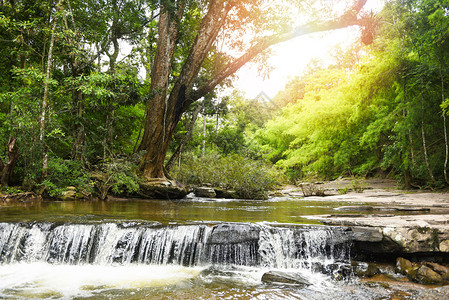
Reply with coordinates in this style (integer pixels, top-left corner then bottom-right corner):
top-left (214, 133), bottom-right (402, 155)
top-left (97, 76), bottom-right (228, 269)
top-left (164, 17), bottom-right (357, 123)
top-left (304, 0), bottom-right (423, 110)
top-left (258, 0), bottom-right (449, 188)
top-left (0, 0), bottom-right (447, 199)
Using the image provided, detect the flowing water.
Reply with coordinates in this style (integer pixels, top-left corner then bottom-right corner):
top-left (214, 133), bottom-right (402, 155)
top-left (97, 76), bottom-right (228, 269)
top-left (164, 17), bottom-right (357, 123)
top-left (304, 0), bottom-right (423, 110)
top-left (0, 196), bottom-right (409, 299)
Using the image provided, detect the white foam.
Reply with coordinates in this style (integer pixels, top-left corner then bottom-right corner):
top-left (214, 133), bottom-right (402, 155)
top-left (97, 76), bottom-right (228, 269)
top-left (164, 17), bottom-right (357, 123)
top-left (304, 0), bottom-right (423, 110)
top-left (0, 263), bottom-right (204, 299)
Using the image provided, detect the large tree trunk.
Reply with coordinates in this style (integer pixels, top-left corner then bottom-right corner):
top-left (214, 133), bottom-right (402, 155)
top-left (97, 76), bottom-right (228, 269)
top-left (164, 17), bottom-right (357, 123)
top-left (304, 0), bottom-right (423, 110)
top-left (137, 1), bottom-right (185, 179)
top-left (137, 0), bottom-right (367, 186)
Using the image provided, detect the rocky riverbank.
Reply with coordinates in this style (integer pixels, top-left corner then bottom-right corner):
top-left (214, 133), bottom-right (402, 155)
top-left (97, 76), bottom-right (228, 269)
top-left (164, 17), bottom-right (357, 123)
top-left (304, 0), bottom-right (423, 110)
top-left (287, 178), bottom-right (449, 299)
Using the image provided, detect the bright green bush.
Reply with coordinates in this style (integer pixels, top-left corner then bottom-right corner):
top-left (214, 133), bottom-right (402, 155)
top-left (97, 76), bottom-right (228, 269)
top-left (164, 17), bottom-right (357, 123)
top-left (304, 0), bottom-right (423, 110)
top-left (171, 152), bottom-right (285, 199)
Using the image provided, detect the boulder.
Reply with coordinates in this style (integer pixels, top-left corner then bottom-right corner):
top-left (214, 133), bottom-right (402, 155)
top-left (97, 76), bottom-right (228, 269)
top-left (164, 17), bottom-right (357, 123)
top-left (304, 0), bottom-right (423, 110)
top-left (214, 188), bottom-right (239, 199)
top-left (409, 265), bottom-right (444, 285)
top-left (137, 179), bottom-right (190, 199)
top-left (193, 187), bottom-right (216, 198)
top-left (424, 262), bottom-right (449, 280)
top-left (208, 223), bottom-right (260, 244)
top-left (352, 261), bottom-right (381, 277)
top-left (351, 227), bottom-right (383, 242)
top-left (396, 257), bottom-right (414, 275)
top-left (383, 227), bottom-right (440, 253)
top-left (60, 186), bottom-right (78, 201)
top-left (261, 271), bottom-right (311, 286)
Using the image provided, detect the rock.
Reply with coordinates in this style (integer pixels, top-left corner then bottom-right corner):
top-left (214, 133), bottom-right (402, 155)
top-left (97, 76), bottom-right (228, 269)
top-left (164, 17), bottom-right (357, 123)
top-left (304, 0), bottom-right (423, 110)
top-left (396, 257), bottom-right (414, 275)
top-left (60, 186), bottom-right (78, 201)
top-left (424, 262), bottom-right (449, 280)
top-left (0, 192), bottom-right (41, 203)
top-left (193, 187), bottom-right (216, 198)
top-left (208, 223), bottom-right (260, 244)
top-left (395, 206), bottom-right (430, 212)
top-left (137, 179), bottom-right (190, 199)
top-left (200, 266), bottom-right (240, 278)
top-left (409, 265), bottom-right (444, 285)
top-left (440, 240), bottom-right (449, 252)
top-left (383, 227), bottom-right (440, 253)
top-left (270, 191), bottom-right (285, 197)
top-left (334, 206), bottom-right (374, 211)
top-left (352, 261), bottom-right (381, 277)
top-left (261, 271), bottom-right (311, 286)
top-left (214, 188), bottom-right (239, 199)
top-left (351, 227), bottom-right (383, 242)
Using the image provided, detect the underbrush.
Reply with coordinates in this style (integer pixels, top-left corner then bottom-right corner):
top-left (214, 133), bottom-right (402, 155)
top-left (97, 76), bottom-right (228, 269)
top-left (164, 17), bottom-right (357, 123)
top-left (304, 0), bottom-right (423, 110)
top-left (171, 153), bottom-right (285, 199)
top-left (25, 156), bottom-right (141, 200)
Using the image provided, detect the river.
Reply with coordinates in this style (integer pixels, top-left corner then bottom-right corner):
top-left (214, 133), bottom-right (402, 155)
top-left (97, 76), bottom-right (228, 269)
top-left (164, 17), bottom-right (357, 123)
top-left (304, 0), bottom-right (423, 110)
top-left (0, 195), bottom-right (427, 299)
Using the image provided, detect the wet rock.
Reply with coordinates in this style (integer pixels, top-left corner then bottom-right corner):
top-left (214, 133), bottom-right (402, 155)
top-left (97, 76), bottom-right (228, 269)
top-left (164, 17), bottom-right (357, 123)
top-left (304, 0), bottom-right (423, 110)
top-left (409, 265), bottom-right (443, 285)
top-left (396, 257), bottom-right (414, 275)
top-left (352, 261), bottom-right (381, 277)
top-left (193, 187), bottom-right (216, 198)
top-left (424, 262), bottom-right (449, 280)
top-left (395, 206), bottom-right (430, 212)
top-left (351, 227), bottom-right (383, 242)
top-left (200, 266), bottom-right (240, 278)
top-left (209, 223), bottom-right (260, 244)
top-left (261, 271), bottom-right (311, 286)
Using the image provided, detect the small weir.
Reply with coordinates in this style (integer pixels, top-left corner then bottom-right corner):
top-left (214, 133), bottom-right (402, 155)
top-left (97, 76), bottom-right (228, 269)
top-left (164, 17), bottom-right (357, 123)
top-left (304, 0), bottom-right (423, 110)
top-left (0, 197), bottom-right (397, 299)
top-left (0, 222), bottom-right (351, 271)
top-left (0, 221), bottom-right (368, 299)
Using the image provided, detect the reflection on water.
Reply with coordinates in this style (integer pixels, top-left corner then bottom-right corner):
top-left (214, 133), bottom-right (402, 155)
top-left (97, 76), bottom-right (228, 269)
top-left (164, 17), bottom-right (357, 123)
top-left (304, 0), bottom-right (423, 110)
top-left (0, 196), bottom-right (369, 224)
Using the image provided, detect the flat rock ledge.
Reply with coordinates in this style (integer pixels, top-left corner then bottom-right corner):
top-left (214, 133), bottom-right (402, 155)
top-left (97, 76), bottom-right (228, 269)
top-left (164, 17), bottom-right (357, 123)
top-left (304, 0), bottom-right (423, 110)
top-left (192, 186), bottom-right (268, 200)
top-left (310, 214), bottom-right (449, 259)
top-left (136, 179), bottom-right (190, 199)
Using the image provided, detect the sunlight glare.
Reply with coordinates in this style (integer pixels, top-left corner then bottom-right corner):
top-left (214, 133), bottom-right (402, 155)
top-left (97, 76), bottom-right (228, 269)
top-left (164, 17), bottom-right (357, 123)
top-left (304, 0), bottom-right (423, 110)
top-left (234, 0), bottom-right (385, 99)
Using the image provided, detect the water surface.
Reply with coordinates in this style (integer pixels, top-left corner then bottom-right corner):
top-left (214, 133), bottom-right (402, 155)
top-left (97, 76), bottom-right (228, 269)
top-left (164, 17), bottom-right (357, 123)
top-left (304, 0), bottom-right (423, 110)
top-left (0, 195), bottom-right (373, 224)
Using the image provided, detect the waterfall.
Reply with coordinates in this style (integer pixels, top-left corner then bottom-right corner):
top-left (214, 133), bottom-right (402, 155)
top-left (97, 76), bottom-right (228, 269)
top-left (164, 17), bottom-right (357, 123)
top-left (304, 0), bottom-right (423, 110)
top-left (0, 222), bottom-right (351, 271)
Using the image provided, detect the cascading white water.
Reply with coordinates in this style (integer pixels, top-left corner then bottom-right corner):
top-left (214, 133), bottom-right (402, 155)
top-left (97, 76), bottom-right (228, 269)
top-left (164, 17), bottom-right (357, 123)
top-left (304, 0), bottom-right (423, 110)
top-left (0, 222), bottom-right (351, 270)
top-left (258, 225), bottom-right (351, 278)
top-left (0, 222), bottom-right (363, 299)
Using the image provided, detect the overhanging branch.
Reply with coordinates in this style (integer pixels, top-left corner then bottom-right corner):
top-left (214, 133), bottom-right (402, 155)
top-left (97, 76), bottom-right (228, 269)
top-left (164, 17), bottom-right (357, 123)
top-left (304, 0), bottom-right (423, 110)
top-left (189, 0), bottom-right (367, 102)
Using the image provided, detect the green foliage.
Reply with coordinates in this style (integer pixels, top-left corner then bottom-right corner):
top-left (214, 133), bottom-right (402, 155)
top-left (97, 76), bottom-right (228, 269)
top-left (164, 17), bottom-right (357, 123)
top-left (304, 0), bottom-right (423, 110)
top-left (102, 159), bottom-right (140, 196)
top-left (0, 186), bottom-right (23, 195)
top-left (171, 152), bottom-right (285, 199)
top-left (256, 0), bottom-right (449, 187)
top-left (37, 158), bottom-right (92, 198)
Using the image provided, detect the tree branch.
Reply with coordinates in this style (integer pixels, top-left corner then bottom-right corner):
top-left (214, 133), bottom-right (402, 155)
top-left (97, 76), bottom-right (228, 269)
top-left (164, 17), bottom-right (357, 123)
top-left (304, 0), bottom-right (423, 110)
top-left (189, 0), bottom-right (367, 102)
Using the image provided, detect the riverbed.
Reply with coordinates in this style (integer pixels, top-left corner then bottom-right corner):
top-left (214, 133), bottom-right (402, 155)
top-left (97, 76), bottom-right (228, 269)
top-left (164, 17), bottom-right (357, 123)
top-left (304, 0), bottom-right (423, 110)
top-left (0, 184), bottom-right (447, 299)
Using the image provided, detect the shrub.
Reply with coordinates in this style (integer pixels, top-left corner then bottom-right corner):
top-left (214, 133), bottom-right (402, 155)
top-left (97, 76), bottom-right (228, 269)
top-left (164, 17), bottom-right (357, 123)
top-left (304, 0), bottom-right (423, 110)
top-left (93, 154), bottom-right (142, 199)
top-left (36, 158), bottom-right (92, 198)
top-left (171, 152), bottom-right (285, 199)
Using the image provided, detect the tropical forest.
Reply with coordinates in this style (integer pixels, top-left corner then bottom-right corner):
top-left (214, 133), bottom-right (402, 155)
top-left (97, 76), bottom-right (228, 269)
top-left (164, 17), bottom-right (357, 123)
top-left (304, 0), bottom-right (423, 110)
top-left (0, 0), bottom-right (448, 199)
top-left (1, 0), bottom-right (449, 299)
